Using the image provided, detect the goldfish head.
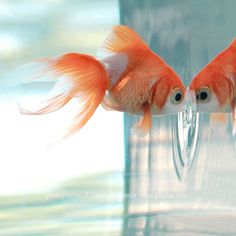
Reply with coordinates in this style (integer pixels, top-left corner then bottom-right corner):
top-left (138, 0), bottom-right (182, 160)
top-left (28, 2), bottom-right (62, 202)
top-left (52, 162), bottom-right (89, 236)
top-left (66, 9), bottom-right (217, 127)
top-left (189, 68), bottom-right (233, 113)
top-left (150, 66), bottom-right (187, 115)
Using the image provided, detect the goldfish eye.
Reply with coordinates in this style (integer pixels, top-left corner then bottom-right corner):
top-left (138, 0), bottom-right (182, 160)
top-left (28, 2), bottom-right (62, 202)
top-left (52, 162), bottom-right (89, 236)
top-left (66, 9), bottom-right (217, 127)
top-left (196, 87), bottom-right (211, 103)
top-left (170, 88), bottom-right (183, 104)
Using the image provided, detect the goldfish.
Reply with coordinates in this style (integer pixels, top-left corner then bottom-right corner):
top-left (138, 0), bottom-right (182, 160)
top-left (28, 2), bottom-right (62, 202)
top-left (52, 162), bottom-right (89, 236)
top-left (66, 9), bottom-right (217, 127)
top-left (9, 25), bottom-right (186, 138)
top-left (189, 39), bottom-right (236, 125)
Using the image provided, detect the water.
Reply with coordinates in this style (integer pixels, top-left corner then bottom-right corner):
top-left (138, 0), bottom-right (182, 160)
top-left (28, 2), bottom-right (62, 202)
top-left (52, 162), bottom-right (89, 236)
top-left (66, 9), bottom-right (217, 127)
top-left (1, 0), bottom-right (236, 235)
top-left (121, 0), bottom-right (236, 235)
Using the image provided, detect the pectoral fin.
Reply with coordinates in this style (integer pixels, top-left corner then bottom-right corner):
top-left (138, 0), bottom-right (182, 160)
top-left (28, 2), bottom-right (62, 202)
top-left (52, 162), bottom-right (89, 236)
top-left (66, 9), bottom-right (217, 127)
top-left (210, 113), bottom-right (229, 129)
top-left (101, 94), bottom-right (123, 112)
top-left (131, 103), bottom-right (152, 136)
top-left (231, 98), bottom-right (236, 129)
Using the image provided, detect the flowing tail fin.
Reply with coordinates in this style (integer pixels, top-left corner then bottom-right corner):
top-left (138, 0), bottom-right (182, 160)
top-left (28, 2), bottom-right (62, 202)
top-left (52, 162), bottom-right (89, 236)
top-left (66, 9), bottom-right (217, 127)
top-left (16, 53), bottom-right (109, 138)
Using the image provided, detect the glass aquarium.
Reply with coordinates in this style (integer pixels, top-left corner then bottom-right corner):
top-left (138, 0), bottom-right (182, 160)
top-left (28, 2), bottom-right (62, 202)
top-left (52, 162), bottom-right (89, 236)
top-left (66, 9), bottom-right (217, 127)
top-left (121, 0), bottom-right (236, 235)
top-left (0, 0), bottom-right (236, 236)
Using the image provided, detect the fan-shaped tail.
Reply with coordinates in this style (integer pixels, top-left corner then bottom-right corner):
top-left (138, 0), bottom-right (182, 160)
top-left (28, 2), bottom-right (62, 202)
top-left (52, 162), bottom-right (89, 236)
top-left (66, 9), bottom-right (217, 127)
top-left (16, 53), bottom-right (109, 138)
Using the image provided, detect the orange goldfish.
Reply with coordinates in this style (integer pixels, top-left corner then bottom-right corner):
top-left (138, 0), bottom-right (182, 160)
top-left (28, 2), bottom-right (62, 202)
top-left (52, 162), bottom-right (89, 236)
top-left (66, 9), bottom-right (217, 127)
top-left (189, 39), bottom-right (236, 124)
top-left (12, 25), bottom-right (186, 138)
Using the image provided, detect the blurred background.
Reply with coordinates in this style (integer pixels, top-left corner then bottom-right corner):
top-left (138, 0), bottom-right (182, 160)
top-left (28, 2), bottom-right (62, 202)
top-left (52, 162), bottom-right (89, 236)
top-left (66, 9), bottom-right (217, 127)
top-left (1, 0), bottom-right (236, 236)
top-left (0, 0), bottom-right (124, 235)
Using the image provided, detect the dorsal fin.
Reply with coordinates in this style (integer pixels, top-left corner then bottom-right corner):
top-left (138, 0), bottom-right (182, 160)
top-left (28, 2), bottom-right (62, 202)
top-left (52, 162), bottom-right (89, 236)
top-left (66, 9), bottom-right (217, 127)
top-left (230, 38), bottom-right (236, 49)
top-left (99, 25), bottom-right (150, 56)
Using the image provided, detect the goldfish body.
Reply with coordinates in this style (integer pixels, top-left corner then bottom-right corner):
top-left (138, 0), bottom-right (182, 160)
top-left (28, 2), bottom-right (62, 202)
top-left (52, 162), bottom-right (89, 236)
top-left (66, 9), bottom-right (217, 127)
top-left (9, 25), bottom-right (186, 138)
top-left (189, 39), bottom-right (236, 125)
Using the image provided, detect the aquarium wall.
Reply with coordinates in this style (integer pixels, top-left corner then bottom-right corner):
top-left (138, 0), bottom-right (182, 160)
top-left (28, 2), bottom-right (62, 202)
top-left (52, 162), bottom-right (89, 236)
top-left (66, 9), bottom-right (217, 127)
top-left (120, 0), bottom-right (236, 235)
